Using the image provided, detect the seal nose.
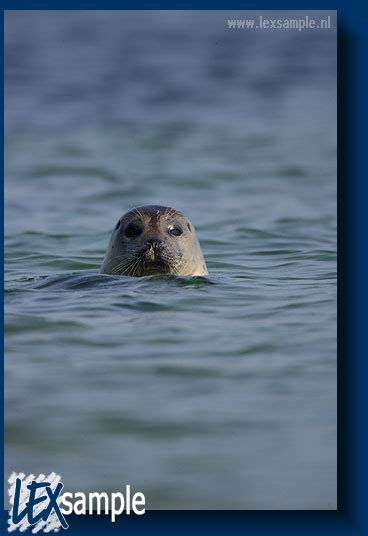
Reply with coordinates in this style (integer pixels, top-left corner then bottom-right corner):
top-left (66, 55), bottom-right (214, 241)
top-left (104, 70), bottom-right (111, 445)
top-left (146, 237), bottom-right (163, 247)
top-left (144, 237), bottom-right (164, 261)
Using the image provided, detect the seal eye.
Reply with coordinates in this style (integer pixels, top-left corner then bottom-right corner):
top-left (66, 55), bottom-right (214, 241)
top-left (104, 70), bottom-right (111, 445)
top-left (115, 220), bottom-right (121, 230)
top-left (125, 223), bottom-right (142, 238)
top-left (169, 227), bottom-right (183, 237)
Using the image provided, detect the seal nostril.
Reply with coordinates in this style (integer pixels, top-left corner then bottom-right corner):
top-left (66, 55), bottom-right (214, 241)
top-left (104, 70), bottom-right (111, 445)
top-left (146, 238), bottom-right (163, 247)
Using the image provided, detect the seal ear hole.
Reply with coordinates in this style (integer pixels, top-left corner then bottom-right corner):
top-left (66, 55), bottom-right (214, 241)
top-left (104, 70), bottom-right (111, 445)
top-left (125, 223), bottom-right (143, 238)
top-left (187, 223), bottom-right (192, 232)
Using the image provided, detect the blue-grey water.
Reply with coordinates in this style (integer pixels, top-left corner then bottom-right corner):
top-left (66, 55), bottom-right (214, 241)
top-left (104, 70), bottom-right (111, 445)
top-left (5, 11), bottom-right (336, 509)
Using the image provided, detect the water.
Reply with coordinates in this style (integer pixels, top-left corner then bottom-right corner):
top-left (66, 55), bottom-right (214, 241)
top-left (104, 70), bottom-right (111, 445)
top-left (5, 11), bottom-right (337, 509)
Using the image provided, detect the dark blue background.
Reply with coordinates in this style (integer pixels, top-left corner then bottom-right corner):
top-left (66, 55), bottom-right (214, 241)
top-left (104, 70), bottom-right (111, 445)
top-left (1, 1), bottom-right (366, 534)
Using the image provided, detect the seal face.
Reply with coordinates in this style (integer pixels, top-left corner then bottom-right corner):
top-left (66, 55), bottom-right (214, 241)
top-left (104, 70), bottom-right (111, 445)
top-left (100, 205), bottom-right (208, 277)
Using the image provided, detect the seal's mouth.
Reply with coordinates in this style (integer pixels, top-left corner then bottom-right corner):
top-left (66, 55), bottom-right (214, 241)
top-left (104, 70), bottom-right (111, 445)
top-left (110, 243), bottom-right (179, 277)
top-left (142, 243), bottom-right (161, 262)
top-left (133, 243), bottom-right (173, 276)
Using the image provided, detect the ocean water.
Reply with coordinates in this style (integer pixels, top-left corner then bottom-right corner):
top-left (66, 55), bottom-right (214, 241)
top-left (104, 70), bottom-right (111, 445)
top-left (5, 11), bottom-right (337, 509)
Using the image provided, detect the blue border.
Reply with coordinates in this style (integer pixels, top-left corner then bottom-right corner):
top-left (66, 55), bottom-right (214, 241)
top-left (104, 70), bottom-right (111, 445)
top-left (2, 2), bottom-right (367, 535)
top-left (1, 6), bottom-right (4, 535)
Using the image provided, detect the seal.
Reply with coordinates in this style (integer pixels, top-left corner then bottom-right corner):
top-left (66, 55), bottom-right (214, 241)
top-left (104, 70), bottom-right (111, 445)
top-left (100, 205), bottom-right (208, 277)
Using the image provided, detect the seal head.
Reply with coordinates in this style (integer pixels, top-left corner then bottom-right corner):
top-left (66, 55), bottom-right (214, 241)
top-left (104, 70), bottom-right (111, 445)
top-left (100, 205), bottom-right (208, 277)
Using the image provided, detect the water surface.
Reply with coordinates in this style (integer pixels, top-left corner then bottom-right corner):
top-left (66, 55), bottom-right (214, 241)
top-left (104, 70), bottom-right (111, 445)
top-left (5, 11), bottom-right (336, 509)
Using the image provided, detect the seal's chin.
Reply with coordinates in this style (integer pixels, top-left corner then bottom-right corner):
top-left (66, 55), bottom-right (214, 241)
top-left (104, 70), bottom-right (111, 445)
top-left (138, 260), bottom-right (171, 276)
